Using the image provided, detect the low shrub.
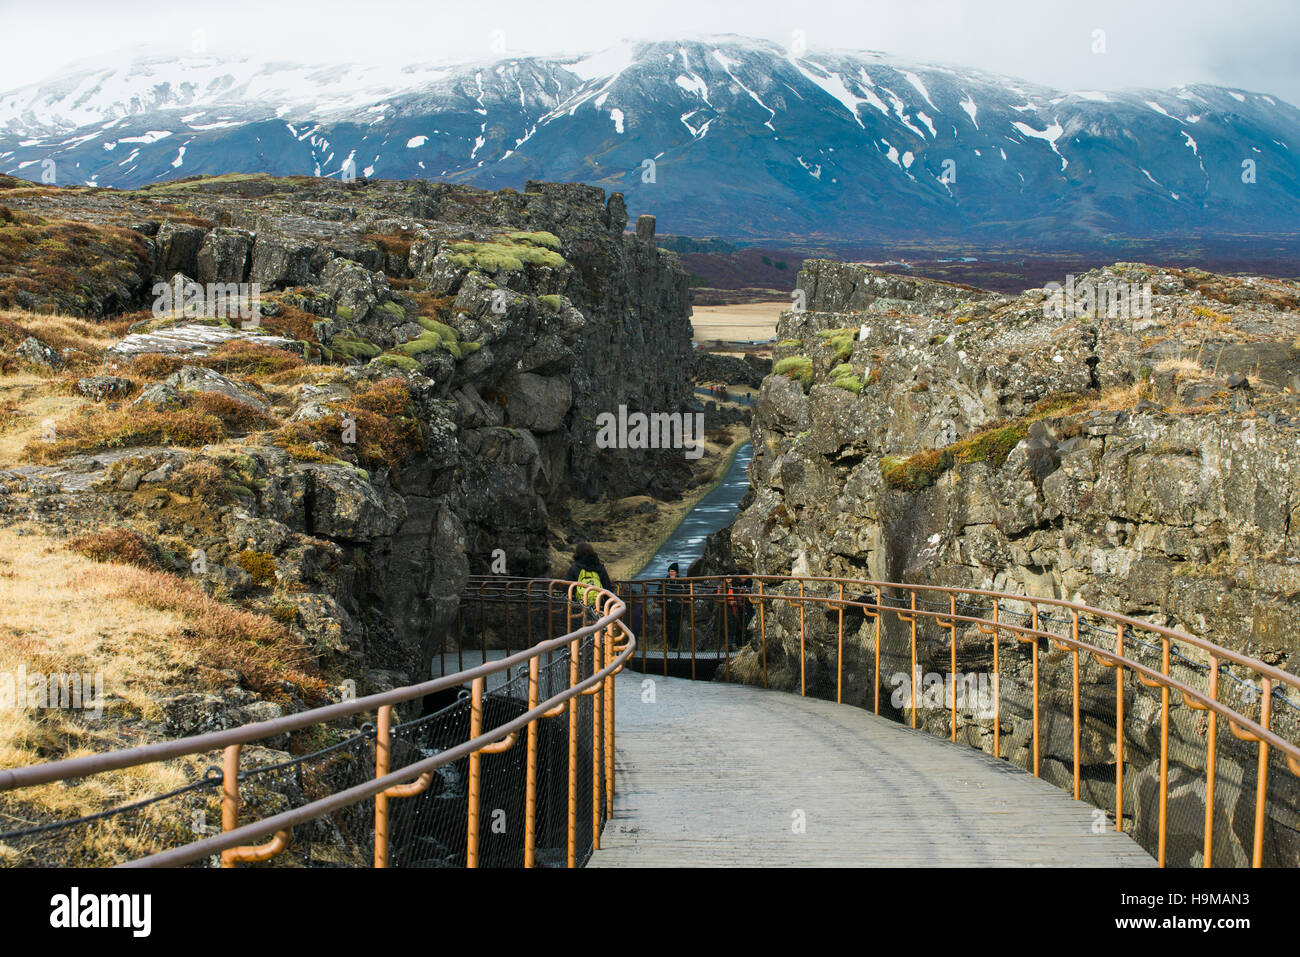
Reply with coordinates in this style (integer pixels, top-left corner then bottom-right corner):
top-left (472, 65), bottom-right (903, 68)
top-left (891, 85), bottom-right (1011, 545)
top-left (236, 550), bottom-right (277, 586)
top-left (69, 527), bottom-right (163, 571)
top-left (26, 407), bottom-right (225, 463)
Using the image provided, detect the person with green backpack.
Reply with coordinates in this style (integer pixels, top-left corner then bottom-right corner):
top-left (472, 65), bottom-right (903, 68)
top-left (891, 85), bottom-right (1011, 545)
top-left (565, 542), bottom-right (613, 609)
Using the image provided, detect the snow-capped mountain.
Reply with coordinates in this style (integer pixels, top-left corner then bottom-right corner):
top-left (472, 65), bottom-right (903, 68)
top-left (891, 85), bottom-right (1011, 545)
top-left (3, 35), bottom-right (1298, 243)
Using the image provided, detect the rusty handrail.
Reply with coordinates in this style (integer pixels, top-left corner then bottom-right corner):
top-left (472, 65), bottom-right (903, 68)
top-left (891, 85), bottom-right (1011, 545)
top-left (0, 581), bottom-right (623, 794)
top-left (622, 574), bottom-right (1300, 699)
top-left (0, 578), bottom-right (636, 869)
top-left (617, 573), bottom-right (1300, 868)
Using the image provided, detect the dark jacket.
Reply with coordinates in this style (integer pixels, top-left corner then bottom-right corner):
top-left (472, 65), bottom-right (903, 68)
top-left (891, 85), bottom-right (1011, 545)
top-left (661, 578), bottom-right (688, 618)
top-left (565, 553), bottom-right (613, 593)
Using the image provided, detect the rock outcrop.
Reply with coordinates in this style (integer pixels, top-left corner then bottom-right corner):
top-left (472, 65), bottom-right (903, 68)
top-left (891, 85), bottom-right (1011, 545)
top-left (728, 258), bottom-right (1300, 865)
top-left (0, 175), bottom-right (696, 689)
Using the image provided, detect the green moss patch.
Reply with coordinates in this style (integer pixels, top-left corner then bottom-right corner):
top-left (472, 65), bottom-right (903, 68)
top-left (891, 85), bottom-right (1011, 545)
top-left (447, 233), bottom-right (566, 274)
top-left (330, 334), bottom-right (380, 360)
top-left (882, 423), bottom-right (1030, 493)
top-left (374, 353), bottom-right (420, 371)
top-left (773, 355), bottom-right (813, 388)
top-left (816, 327), bottom-right (856, 361)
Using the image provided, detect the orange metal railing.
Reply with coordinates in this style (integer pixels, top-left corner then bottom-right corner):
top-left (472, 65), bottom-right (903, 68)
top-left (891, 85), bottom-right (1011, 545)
top-left (0, 579), bottom-right (634, 868)
top-left (4, 571), bottom-right (1296, 867)
top-left (619, 574), bottom-right (1300, 868)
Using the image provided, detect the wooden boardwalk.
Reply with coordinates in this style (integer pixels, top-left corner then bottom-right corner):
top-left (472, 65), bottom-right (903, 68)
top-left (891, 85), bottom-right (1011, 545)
top-left (589, 672), bottom-right (1155, 867)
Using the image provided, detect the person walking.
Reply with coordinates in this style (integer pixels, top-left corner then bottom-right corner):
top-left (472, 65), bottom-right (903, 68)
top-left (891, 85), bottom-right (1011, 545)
top-left (565, 542), bottom-right (613, 610)
top-left (715, 576), bottom-right (749, 651)
top-left (662, 562), bottom-right (687, 654)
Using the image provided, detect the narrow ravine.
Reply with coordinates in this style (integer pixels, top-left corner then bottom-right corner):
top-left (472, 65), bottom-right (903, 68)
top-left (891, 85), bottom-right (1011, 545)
top-left (633, 442), bottom-right (753, 580)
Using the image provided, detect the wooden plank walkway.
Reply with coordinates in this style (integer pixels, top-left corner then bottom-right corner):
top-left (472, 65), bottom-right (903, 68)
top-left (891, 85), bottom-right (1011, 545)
top-left (589, 672), bottom-right (1155, 867)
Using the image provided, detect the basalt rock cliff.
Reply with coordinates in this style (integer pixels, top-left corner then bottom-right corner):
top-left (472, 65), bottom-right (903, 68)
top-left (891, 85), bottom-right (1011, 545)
top-left (0, 174), bottom-right (694, 690)
top-left (727, 258), bottom-right (1300, 865)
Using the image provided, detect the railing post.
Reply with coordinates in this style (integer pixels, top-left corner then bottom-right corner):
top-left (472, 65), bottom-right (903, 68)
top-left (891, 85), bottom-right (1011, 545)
top-left (547, 584), bottom-right (555, 668)
top-left (991, 602), bottom-right (1000, 757)
top-left (661, 584), bottom-right (668, 676)
top-left (218, 740), bottom-right (291, 868)
top-left (837, 582), bottom-right (845, 705)
top-left (949, 593), bottom-right (957, 743)
top-left (1158, 637), bottom-right (1170, 867)
top-left (689, 580), bottom-right (697, 680)
top-left (1252, 678), bottom-right (1272, 868)
top-left (375, 706), bottom-right (392, 868)
top-left (1204, 655), bottom-right (1218, 868)
top-left (220, 744), bottom-right (241, 869)
top-left (758, 581), bottom-right (768, 689)
top-left (1031, 604), bottom-right (1040, 778)
top-left (873, 588), bottom-right (881, 715)
top-left (591, 623), bottom-right (603, 853)
top-left (1116, 624), bottom-right (1125, 833)
top-left (722, 581), bottom-right (731, 681)
top-left (799, 579), bottom-right (806, 697)
top-left (525, 657), bottom-right (540, 868)
top-left (567, 636), bottom-right (579, 868)
top-left (1072, 610), bottom-right (1081, 801)
top-left (467, 676), bottom-right (485, 868)
top-left (910, 592), bottom-right (918, 728)
top-left (604, 601), bottom-right (616, 818)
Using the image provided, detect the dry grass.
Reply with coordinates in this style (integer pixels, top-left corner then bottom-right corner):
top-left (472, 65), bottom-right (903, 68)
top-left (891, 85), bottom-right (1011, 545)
top-left (88, 563), bottom-right (324, 698)
top-left (0, 523), bottom-right (331, 863)
top-left (272, 377), bottom-right (419, 473)
top-left (23, 405), bottom-right (226, 463)
top-left (19, 372), bottom-right (280, 463)
top-left (0, 371), bottom-right (88, 465)
top-left (1089, 382), bottom-right (1152, 411)
top-left (0, 208), bottom-right (150, 314)
top-left (69, 528), bottom-right (164, 571)
top-left (260, 364), bottom-right (352, 387)
top-left (1154, 357), bottom-right (1206, 382)
top-left (0, 525), bottom-right (329, 863)
top-left (0, 526), bottom-right (206, 858)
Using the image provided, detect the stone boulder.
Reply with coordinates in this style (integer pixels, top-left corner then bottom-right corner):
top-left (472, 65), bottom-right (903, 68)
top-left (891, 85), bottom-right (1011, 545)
top-left (250, 229), bottom-right (317, 288)
top-left (16, 336), bottom-right (62, 370)
top-left (501, 372), bottom-right (572, 433)
top-left (196, 227), bottom-right (254, 284)
top-left (155, 221), bottom-right (207, 279)
top-left (304, 465), bottom-right (406, 541)
top-left (75, 375), bottom-right (132, 401)
top-left (164, 365), bottom-right (269, 412)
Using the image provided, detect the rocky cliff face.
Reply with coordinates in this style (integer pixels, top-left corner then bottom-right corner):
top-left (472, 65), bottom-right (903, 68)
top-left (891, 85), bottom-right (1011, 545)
top-left (728, 259), bottom-right (1300, 864)
top-left (0, 175), bottom-right (694, 688)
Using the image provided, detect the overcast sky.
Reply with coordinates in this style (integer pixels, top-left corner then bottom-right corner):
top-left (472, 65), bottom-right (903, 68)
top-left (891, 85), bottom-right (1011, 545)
top-left (3, 0), bottom-right (1298, 104)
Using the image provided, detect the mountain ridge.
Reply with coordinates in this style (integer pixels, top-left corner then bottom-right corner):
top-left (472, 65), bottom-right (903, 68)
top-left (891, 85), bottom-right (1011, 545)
top-left (3, 35), bottom-right (1298, 243)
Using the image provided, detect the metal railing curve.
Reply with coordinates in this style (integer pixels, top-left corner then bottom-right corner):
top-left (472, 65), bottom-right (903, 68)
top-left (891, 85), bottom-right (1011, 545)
top-left (618, 573), bottom-right (1300, 868)
top-left (0, 579), bottom-right (635, 868)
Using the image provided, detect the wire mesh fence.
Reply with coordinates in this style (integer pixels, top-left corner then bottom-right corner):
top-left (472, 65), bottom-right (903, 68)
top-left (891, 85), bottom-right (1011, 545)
top-left (0, 580), bottom-right (626, 868)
